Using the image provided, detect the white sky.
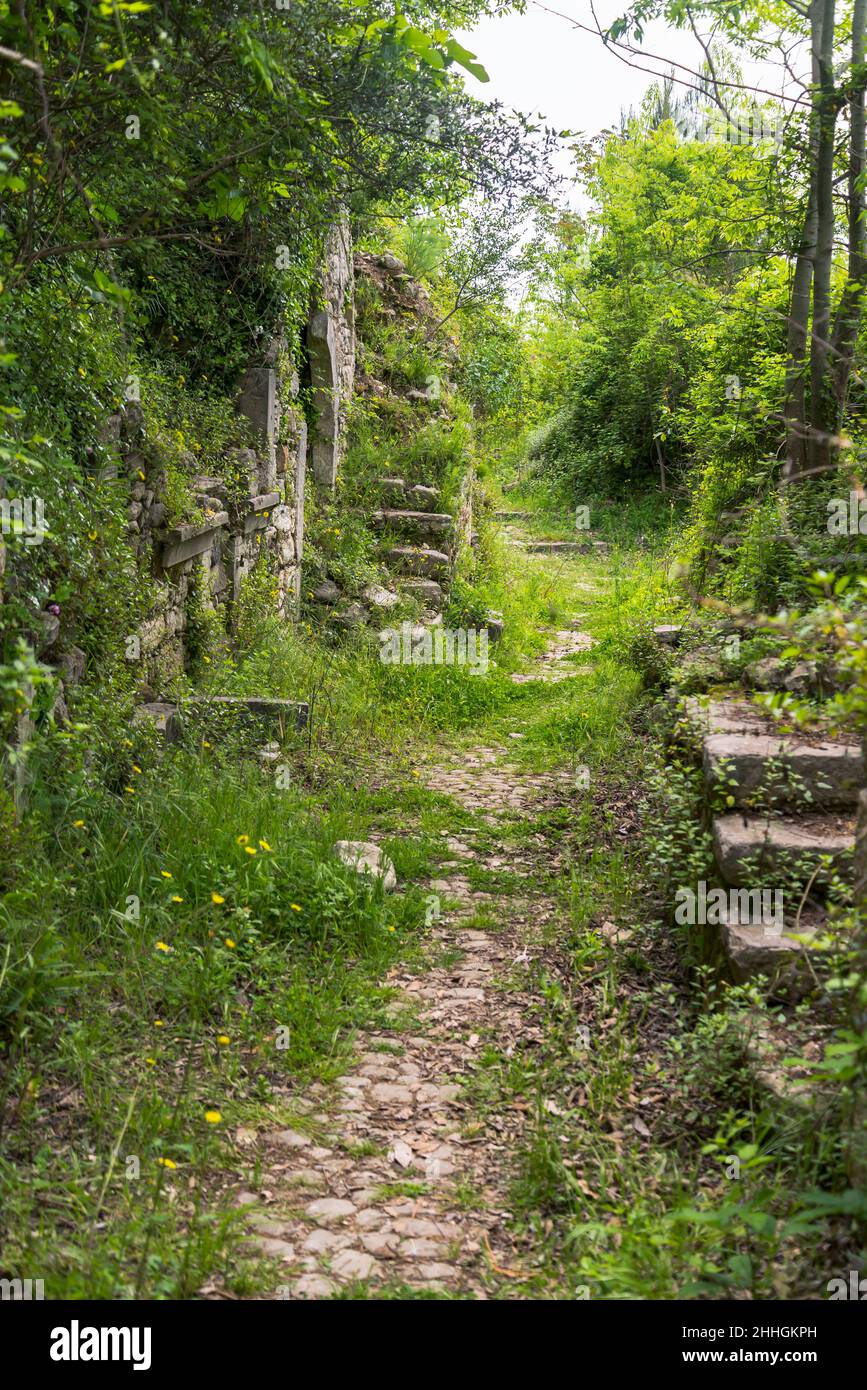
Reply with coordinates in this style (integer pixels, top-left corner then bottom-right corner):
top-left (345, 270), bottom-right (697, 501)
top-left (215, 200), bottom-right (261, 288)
top-left (455, 1), bottom-right (806, 202)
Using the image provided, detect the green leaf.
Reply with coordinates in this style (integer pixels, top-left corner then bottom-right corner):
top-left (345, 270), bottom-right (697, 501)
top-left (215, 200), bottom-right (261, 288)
top-left (444, 38), bottom-right (489, 83)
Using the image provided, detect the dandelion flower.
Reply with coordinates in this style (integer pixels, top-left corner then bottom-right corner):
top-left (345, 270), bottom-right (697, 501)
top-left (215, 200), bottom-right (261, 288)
top-left (124, 786), bottom-right (135, 795)
top-left (224, 937), bottom-right (236, 949)
top-left (244, 846), bottom-right (256, 856)
top-left (211, 892), bottom-right (225, 905)
top-left (236, 834), bottom-right (249, 846)
top-left (217, 1035), bottom-right (230, 1047)
top-left (153, 1020), bottom-right (164, 1028)
top-left (145, 1057), bottom-right (156, 1067)
top-left (259, 839), bottom-right (272, 852)
top-left (132, 765), bottom-right (142, 774)
top-left (157, 1157), bottom-right (177, 1169)
top-left (205, 1110), bottom-right (222, 1124)
top-left (171, 895), bottom-right (183, 904)
top-left (155, 941), bottom-right (171, 953)
top-left (73, 819), bottom-right (85, 829)
top-left (290, 903), bottom-right (301, 913)
top-left (161, 871), bottom-right (173, 879)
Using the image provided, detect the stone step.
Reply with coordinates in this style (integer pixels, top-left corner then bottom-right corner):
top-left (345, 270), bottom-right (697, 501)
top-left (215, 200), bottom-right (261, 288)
top-left (377, 479), bottom-right (440, 512)
top-left (713, 813), bottom-right (855, 887)
top-left (372, 509), bottom-right (453, 538)
top-left (395, 578), bottom-right (444, 609)
top-left (523, 540), bottom-right (587, 555)
top-left (704, 732), bottom-right (864, 808)
top-left (721, 915), bottom-right (807, 986)
top-left (407, 485), bottom-right (439, 512)
top-left (682, 696), bottom-right (774, 738)
top-left (522, 539), bottom-right (609, 556)
top-left (384, 546), bottom-right (450, 579)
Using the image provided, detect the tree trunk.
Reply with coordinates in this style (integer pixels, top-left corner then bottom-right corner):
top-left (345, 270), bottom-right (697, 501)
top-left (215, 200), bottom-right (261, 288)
top-left (783, 0), bottom-right (823, 480)
top-left (831, 0), bottom-right (867, 420)
top-left (807, 0), bottom-right (839, 480)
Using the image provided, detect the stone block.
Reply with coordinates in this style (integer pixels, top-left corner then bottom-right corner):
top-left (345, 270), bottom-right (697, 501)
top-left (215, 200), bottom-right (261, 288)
top-left (704, 733), bottom-right (864, 808)
top-left (713, 813), bottom-right (855, 887)
top-left (166, 696), bottom-right (309, 744)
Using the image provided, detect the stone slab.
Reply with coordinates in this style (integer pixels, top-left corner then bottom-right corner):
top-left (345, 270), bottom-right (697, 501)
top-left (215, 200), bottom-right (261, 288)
top-left (158, 514), bottom-right (229, 569)
top-left (713, 814), bottom-right (855, 886)
top-left (385, 547), bottom-right (449, 578)
top-left (704, 732), bottom-right (864, 808)
top-left (166, 696), bottom-right (309, 742)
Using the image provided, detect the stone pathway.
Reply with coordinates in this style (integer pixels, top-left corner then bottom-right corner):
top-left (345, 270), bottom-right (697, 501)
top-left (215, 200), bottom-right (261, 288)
top-left (235, 761), bottom-right (558, 1299)
top-left (510, 623), bottom-right (596, 685)
top-left (234, 526), bottom-right (595, 1299)
top-left (240, 918), bottom-right (543, 1298)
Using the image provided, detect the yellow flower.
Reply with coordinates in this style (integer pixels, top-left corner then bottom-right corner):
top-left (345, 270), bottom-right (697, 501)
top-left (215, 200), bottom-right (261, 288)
top-left (137, 470), bottom-right (146, 481)
top-left (155, 941), bottom-right (171, 953)
top-left (157, 1157), bottom-right (177, 1169)
top-left (217, 1035), bottom-right (230, 1047)
top-left (211, 892), bottom-right (225, 905)
top-left (236, 835), bottom-right (249, 845)
top-left (124, 786), bottom-right (135, 794)
top-left (205, 1110), bottom-right (222, 1124)
top-left (145, 1057), bottom-right (156, 1067)
top-left (153, 1020), bottom-right (164, 1028)
top-left (78, 366), bottom-right (86, 377)
top-left (171, 895), bottom-right (183, 904)
top-left (202, 739), bottom-right (212, 748)
top-left (259, 839), bottom-right (272, 852)
top-left (73, 819), bottom-right (85, 828)
top-left (290, 903), bottom-right (301, 912)
top-left (88, 529), bottom-right (98, 540)
top-left (132, 765), bottom-right (142, 774)
top-left (224, 937), bottom-right (236, 949)
top-left (244, 846), bottom-right (256, 856)
top-left (387, 925), bottom-right (396, 933)
top-left (161, 870), bottom-right (173, 879)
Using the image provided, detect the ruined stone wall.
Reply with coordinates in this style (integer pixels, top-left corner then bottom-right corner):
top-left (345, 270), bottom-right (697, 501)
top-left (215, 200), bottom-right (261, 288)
top-left (118, 218), bottom-right (355, 695)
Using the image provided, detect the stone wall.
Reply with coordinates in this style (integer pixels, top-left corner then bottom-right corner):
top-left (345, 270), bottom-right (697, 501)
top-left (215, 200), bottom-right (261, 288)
top-left (307, 214), bottom-right (355, 487)
top-left (109, 217), bottom-right (356, 696)
top-left (118, 347), bottom-right (306, 695)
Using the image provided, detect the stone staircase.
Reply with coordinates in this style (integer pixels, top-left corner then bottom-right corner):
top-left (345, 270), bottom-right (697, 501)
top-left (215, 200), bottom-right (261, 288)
top-left (371, 476), bottom-right (455, 613)
top-left (683, 696), bottom-right (863, 988)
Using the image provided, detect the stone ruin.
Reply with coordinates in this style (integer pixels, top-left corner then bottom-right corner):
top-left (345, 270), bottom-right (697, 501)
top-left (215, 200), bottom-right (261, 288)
top-left (121, 218), bottom-right (356, 694)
